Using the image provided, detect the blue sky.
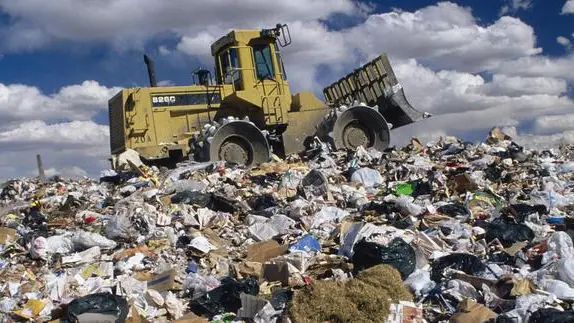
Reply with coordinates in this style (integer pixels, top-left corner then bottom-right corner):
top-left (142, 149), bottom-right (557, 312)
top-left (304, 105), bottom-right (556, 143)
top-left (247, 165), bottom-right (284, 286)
top-left (1, 0), bottom-right (571, 93)
top-left (0, 0), bottom-right (573, 178)
top-left (0, 0), bottom-right (574, 93)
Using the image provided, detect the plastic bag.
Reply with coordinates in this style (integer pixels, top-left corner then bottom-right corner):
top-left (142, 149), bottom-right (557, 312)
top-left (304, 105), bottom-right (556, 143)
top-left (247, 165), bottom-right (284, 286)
top-left (558, 256), bottom-right (574, 287)
top-left (308, 206), bottom-right (349, 240)
top-left (289, 235), bottom-right (321, 253)
top-left (404, 269), bottom-right (435, 297)
top-left (165, 291), bottom-right (184, 319)
top-left (485, 221), bottom-right (535, 247)
top-left (184, 273), bottom-right (222, 299)
top-left (351, 167), bottom-right (383, 188)
top-left (395, 182), bottom-right (415, 196)
top-left (63, 293), bottom-right (128, 323)
top-left (497, 294), bottom-right (554, 323)
top-left (279, 169), bottom-right (304, 190)
top-left (248, 194), bottom-right (277, 211)
top-left (30, 235), bottom-right (74, 259)
top-left (447, 279), bottom-right (480, 300)
top-left (171, 190), bottom-right (213, 207)
top-left (72, 231), bottom-right (117, 250)
top-left (352, 237), bottom-right (416, 280)
top-left (430, 253), bottom-right (485, 282)
top-left (504, 203), bottom-right (548, 222)
top-left (190, 277), bottom-right (259, 318)
top-left (529, 308), bottom-right (574, 323)
top-left (548, 232), bottom-right (574, 259)
top-left (105, 214), bottom-right (137, 241)
top-left (540, 279), bottom-right (574, 300)
top-left (436, 203), bottom-right (469, 218)
top-left (164, 180), bottom-right (206, 194)
top-left (395, 196), bottom-right (424, 216)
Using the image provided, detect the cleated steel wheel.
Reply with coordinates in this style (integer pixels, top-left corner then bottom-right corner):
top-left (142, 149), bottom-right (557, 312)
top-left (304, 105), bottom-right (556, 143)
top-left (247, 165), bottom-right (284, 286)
top-left (331, 105), bottom-right (390, 151)
top-left (191, 117), bottom-right (270, 166)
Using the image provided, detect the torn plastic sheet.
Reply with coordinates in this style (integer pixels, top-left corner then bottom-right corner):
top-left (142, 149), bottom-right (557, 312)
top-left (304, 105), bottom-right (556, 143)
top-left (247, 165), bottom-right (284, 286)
top-left (306, 206), bottom-right (349, 240)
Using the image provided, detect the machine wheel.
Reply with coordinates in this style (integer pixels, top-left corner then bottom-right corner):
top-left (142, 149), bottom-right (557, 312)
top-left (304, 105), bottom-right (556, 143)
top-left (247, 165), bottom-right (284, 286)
top-left (191, 117), bottom-right (271, 166)
top-left (330, 105), bottom-right (391, 151)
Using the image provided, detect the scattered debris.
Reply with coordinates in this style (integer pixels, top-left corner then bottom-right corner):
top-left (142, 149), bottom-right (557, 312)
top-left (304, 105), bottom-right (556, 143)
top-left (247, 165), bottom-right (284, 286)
top-left (1, 127), bottom-right (574, 321)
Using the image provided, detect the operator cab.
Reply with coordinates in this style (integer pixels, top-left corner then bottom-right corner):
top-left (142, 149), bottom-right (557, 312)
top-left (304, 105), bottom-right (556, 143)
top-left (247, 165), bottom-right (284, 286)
top-left (210, 24), bottom-right (291, 91)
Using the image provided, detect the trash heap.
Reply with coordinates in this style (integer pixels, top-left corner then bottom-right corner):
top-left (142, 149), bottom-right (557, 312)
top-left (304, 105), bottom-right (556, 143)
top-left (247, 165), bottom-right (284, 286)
top-left (2, 127), bottom-right (574, 322)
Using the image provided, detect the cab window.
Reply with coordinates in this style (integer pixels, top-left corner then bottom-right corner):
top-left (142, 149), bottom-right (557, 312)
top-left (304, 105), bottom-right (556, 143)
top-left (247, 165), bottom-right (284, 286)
top-left (219, 48), bottom-right (242, 90)
top-left (253, 45), bottom-right (275, 80)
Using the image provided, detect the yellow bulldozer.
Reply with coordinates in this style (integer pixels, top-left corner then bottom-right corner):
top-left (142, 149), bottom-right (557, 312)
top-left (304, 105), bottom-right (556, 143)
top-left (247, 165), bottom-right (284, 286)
top-left (108, 24), bottom-right (429, 168)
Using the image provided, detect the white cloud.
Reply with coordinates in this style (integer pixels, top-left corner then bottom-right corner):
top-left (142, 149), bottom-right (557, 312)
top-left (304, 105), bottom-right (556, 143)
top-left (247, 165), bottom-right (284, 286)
top-left (534, 114), bottom-right (574, 134)
top-left (478, 74), bottom-right (568, 97)
top-left (0, 0), bottom-right (358, 51)
top-left (157, 80), bottom-right (175, 87)
top-left (562, 0), bottom-right (574, 14)
top-left (500, 0), bottom-right (532, 16)
top-left (0, 80), bottom-right (114, 180)
top-left (389, 58), bottom-right (574, 147)
top-left (0, 80), bottom-right (121, 122)
top-left (495, 55), bottom-right (574, 81)
top-left (342, 3), bottom-right (541, 73)
top-left (0, 121), bottom-right (110, 181)
top-left (0, 120), bottom-right (108, 147)
top-left (558, 36), bottom-right (572, 49)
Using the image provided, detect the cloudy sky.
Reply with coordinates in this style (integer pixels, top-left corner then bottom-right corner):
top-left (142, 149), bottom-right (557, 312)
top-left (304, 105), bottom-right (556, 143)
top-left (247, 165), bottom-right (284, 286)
top-left (0, 0), bottom-right (573, 179)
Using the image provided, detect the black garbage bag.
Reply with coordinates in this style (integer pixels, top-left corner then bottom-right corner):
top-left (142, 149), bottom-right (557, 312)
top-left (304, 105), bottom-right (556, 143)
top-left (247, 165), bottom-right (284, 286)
top-left (529, 308), bottom-right (574, 323)
top-left (410, 179), bottom-right (432, 197)
top-left (485, 222), bottom-right (535, 247)
top-left (190, 277), bottom-right (259, 318)
top-left (171, 191), bottom-right (213, 207)
top-left (430, 253), bottom-right (485, 282)
top-left (488, 251), bottom-right (515, 265)
top-left (361, 201), bottom-right (398, 215)
top-left (270, 288), bottom-right (293, 310)
top-left (437, 203), bottom-right (469, 218)
top-left (503, 204), bottom-right (548, 222)
top-left (352, 237), bottom-right (416, 280)
top-left (248, 193), bottom-right (277, 211)
top-left (212, 194), bottom-right (244, 213)
top-left (390, 216), bottom-right (414, 230)
top-left (62, 293), bottom-right (128, 323)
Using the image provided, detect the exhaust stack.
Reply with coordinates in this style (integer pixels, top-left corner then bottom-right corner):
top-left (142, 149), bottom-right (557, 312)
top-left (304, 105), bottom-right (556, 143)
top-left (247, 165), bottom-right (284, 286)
top-left (143, 54), bottom-right (157, 87)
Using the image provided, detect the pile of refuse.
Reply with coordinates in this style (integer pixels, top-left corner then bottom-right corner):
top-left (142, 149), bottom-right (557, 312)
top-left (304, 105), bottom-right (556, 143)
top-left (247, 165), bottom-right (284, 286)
top-left (2, 127), bottom-right (574, 322)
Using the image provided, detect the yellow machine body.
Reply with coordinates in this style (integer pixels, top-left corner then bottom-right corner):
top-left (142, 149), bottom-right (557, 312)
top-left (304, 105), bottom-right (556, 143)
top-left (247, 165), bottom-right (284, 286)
top-left (108, 24), bottom-right (427, 167)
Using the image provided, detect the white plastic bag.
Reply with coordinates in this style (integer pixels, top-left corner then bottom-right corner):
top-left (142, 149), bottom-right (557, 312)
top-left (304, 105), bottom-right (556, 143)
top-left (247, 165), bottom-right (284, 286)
top-left (30, 235), bottom-right (74, 259)
top-left (29, 237), bottom-right (48, 260)
top-left (558, 256), bottom-right (574, 287)
top-left (105, 214), bottom-right (137, 240)
top-left (404, 270), bottom-right (435, 297)
top-left (543, 231), bottom-right (574, 264)
top-left (395, 196), bottom-right (424, 216)
top-left (351, 167), bottom-right (383, 188)
top-left (541, 279), bottom-right (574, 300)
top-left (183, 273), bottom-right (221, 299)
top-left (249, 223), bottom-right (279, 241)
top-left (72, 231), bottom-right (117, 250)
top-left (164, 291), bottom-right (184, 319)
